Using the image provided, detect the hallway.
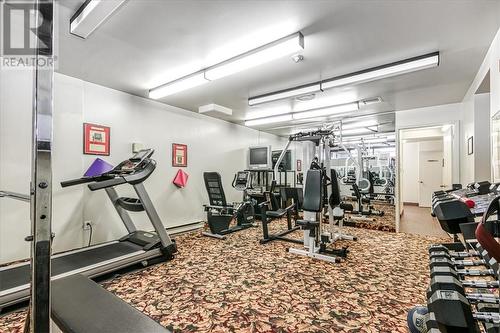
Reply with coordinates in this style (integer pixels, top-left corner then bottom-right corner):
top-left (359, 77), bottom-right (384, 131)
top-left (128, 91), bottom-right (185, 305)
top-left (400, 204), bottom-right (449, 238)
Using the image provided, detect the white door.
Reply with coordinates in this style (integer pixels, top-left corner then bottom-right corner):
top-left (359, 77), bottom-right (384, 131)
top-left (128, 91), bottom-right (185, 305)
top-left (418, 151), bottom-right (443, 207)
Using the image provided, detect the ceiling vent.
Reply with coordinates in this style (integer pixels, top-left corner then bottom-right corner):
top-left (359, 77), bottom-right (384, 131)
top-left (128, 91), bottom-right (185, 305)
top-left (198, 104), bottom-right (233, 116)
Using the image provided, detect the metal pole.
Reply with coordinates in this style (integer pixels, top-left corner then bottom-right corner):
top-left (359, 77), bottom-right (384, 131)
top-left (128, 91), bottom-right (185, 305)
top-left (324, 138), bottom-right (334, 227)
top-left (273, 138), bottom-right (292, 181)
top-left (0, 190), bottom-right (30, 202)
top-left (28, 1), bottom-right (54, 332)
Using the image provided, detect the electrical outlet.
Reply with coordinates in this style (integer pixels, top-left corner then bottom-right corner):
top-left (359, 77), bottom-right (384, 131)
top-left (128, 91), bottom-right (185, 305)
top-left (83, 220), bottom-right (92, 230)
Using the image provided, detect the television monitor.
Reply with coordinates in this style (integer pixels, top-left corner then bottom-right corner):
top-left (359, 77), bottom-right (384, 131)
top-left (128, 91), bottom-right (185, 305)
top-left (248, 146), bottom-right (271, 170)
top-left (272, 150), bottom-right (292, 171)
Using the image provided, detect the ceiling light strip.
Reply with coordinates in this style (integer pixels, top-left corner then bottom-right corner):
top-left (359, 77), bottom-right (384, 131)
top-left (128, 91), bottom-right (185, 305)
top-left (245, 114), bottom-right (293, 127)
top-left (292, 102), bottom-right (359, 120)
top-left (149, 32), bottom-right (304, 99)
top-left (70, 0), bottom-right (127, 39)
top-left (205, 32), bottom-right (304, 80)
top-left (245, 100), bottom-right (371, 127)
top-left (321, 51), bottom-right (439, 90)
top-left (248, 83), bottom-right (321, 106)
top-left (248, 52), bottom-right (439, 105)
top-left (149, 72), bottom-right (209, 99)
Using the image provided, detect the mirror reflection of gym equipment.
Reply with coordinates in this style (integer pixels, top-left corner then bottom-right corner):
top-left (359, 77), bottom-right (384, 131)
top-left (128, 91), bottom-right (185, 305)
top-left (1, 1), bottom-right (499, 332)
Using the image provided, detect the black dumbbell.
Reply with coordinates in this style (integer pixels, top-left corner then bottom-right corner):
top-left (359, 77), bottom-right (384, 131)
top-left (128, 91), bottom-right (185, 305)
top-left (430, 265), bottom-right (495, 279)
top-left (429, 244), bottom-right (479, 259)
top-left (427, 289), bottom-right (500, 333)
top-left (428, 275), bottom-right (499, 305)
top-left (430, 257), bottom-right (486, 270)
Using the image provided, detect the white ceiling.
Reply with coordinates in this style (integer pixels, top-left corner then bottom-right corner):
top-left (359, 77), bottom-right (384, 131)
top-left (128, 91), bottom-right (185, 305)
top-left (56, 0), bottom-right (500, 136)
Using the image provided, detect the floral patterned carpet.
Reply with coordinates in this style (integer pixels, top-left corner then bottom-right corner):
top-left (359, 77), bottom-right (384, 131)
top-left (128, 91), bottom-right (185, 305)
top-left (344, 201), bottom-right (397, 232)
top-left (0, 221), bottom-right (446, 332)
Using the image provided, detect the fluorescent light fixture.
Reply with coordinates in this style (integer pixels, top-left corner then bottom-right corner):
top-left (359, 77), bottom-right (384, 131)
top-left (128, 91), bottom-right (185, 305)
top-left (70, 0), bottom-right (127, 39)
top-left (244, 97), bottom-right (383, 127)
top-left (245, 106), bottom-right (291, 120)
top-left (292, 102), bottom-right (359, 120)
top-left (321, 52), bottom-right (439, 90)
top-left (341, 127), bottom-right (377, 136)
top-left (341, 133), bottom-right (395, 142)
top-left (249, 83), bottom-right (321, 106)
top-left (205, 32), bottom-right (304, 81)
top-left (149, 72), bottom-right (209, 99)
top-left (344, 138), bottom-right (384, 145)
top-left (245, 114), bottom-right (293, 127)
top-left (248, 52), bottom-right (438, 106)
top-left (342, 120), bottom-right (378, 130)
top-left (363, 138), bottom-right (388, 144)
top-left (150, 31), bottom-right (304, 98)
top-left (294, 91), bottom-right (359, 112)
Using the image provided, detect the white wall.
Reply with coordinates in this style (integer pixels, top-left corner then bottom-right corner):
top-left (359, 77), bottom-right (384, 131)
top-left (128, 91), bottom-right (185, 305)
top-left (474, 93), bottom-right (491, 181)
top-left (442, 126), bottom-right (453, 188)
top-left (461, 93), bottom-right (491, 184)
top-left (460, 26), bottom-right (500, 184)
top-left (462, 96), bottom-right (475, 183)
top-left (0, 67), bottom-right (33, 264)
top-left (463, 28), bottom-right (500, 120)
top-left (0, 71), bottom-right (292, 263)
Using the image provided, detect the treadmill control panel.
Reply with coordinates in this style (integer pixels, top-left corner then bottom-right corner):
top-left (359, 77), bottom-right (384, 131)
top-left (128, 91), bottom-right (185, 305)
top-left (117, 149), bottom-right (154, 173)
top-left (233, 171), bottom-right (251, 191)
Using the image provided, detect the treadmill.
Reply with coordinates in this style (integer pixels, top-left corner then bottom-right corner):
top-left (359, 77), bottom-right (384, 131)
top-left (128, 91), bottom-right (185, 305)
top-left (0, 149), bottom-right (177, 310)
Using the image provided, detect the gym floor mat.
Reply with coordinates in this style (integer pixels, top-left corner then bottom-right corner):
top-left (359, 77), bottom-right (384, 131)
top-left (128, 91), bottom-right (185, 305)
top-left (0, 222), bottom-right (446, 332)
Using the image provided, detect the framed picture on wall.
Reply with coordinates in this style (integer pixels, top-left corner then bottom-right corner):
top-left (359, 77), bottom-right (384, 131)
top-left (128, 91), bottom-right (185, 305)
top-left (172, 143), bottom-right (188, 167)
top-left (83, 123), bottom-right (110, 155)
top-left (467, 136), bottom-right (473, 155)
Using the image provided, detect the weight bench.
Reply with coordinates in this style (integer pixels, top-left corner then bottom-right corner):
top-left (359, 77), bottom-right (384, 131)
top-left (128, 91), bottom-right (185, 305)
top-left (52, 274), bottom-right (170, 333)
top-left (259, 188), bottom-right (301, 245)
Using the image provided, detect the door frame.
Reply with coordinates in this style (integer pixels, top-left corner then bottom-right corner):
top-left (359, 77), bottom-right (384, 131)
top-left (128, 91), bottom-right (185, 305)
top-left (396, 121), bottom-right (459, 232)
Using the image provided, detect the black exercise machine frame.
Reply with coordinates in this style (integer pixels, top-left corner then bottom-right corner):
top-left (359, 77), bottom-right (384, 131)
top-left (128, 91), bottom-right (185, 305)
top-left (202, 171), bottom-right (255, 239)
top-left (258, 129), bottom-right (334, 245)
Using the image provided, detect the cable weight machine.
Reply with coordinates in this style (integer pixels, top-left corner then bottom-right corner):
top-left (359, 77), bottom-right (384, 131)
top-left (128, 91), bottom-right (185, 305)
top-left (274, 127), bottom-right (356, 263)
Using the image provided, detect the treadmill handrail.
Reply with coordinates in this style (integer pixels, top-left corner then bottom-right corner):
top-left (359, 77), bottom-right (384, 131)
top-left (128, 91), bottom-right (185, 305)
top-left (61, 175), bottom-right (115, 188)
top-left (88, 177), bottom-right (127, 191)
top-left (0, 190), bottom-right (30, 202)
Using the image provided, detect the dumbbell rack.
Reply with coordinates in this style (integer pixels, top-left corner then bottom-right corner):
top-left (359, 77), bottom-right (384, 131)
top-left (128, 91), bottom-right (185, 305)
top-left (425, 241), bottom-right (500, 332)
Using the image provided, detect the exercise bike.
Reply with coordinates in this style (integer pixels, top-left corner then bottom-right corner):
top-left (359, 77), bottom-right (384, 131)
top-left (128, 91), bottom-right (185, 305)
top-left (202, 171), bottom-right (256, 239)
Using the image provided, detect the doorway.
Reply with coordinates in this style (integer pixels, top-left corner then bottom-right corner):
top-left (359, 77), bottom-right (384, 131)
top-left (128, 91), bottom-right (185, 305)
top-left (397, 125), bottom-right (455, 236)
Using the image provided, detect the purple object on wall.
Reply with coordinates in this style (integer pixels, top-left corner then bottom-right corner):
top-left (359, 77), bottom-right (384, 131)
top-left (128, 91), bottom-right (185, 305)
top-left (84, 158), bottom-right (114, 177)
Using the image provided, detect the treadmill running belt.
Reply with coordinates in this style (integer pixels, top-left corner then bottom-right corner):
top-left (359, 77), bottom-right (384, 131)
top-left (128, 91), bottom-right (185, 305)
top-left (0, 242), bottom-right (143, 292)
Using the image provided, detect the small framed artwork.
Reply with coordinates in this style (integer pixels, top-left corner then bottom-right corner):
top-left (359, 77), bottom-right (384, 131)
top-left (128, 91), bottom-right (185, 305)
top-left (467, 136), bottom-right (474, 155)
top-left (172, 143), bottom-right (188, 167)
top-left (83, 123), bottom-right (110, 156)
top-left (297, 159), bottom-right (302, 171)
